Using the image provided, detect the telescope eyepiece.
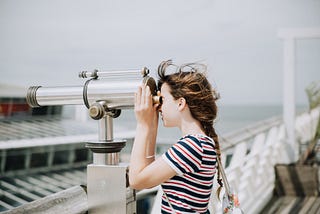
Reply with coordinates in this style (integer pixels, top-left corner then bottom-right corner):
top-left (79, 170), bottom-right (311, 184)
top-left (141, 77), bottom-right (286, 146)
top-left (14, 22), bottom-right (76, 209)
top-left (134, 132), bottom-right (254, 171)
top-left (141, 67), bottom-right (150, 77)
top-left (152, 95), bottom-right (163, 105)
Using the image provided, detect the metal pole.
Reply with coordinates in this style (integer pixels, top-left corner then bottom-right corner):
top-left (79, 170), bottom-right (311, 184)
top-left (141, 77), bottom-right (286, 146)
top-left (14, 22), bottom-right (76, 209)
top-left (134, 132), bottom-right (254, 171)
top-left (92, 115), bottom-right (120, 165)
top-left (87, 111), bottom-right (135, 213)
top-left (283, 37), bottom-right (297, 162)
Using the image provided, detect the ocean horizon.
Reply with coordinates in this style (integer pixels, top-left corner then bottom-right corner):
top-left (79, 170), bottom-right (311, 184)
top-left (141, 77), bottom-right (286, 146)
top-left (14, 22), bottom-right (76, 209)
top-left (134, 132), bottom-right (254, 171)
top-left (98, 104), bottom-right (309, 143)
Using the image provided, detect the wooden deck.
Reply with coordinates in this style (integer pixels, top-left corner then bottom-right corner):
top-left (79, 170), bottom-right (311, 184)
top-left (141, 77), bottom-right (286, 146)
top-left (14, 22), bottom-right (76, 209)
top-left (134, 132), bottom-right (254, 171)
top-left (260, 196), bottom-right (320, 214)
top-left (260, 145), bottom-right (320, 214)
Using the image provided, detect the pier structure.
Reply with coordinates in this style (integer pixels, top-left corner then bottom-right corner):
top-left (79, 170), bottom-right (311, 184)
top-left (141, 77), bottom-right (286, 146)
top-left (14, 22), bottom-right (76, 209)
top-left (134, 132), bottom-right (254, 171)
top-left (1, 28), bottom-right (320, 213)
top-left (278, 27), bottom-right (320, 162)
top-left (0, 107), bottom-right (319, 213)
top-left (151, 27), bottom-right (320, 213)
top-left (9, 67), bottom-right (161, 214)
top-left (149, 106), bottom-right (320, 213)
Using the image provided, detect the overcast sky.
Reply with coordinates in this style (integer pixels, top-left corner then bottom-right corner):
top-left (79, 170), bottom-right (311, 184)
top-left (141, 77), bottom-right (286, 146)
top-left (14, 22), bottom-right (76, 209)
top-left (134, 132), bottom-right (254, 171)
top-left (0, 0), bottom-right (319, 105)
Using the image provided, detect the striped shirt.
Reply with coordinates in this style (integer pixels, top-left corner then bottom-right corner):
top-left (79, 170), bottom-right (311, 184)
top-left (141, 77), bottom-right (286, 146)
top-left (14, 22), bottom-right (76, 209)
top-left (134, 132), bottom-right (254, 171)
top-left (161, 134), bottom-right (217, 214)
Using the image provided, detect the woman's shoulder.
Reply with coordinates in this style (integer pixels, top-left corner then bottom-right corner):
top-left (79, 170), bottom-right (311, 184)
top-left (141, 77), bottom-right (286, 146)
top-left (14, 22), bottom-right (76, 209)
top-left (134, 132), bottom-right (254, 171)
top-left (180, 133), bottom-right (213, 142)
top-left (179, 134), bottom-right (215, 148)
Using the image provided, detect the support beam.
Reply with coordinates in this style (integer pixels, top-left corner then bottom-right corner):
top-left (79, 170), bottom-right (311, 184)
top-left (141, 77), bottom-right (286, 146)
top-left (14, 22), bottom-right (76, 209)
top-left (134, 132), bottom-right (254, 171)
top-left (283, 37), bottom-right (297, 161)
top-left (278, 28), bottom-right (320, 163)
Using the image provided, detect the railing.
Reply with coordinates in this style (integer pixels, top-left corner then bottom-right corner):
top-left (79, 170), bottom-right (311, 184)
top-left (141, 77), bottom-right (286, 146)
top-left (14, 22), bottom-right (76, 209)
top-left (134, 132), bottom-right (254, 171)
top-left (1, 185), bottom-right (88, 214)
top-left (2, 107), bottom-right (319, 213)
top-left (212, 106), bottom-right (320, 213)
top-left (151, 106), bottom-right (320, 214)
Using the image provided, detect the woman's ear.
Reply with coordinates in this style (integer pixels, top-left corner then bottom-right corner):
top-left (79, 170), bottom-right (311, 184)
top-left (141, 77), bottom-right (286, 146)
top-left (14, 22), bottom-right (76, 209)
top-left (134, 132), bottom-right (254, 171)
top-left (178, 98), bottom-right (187, 111)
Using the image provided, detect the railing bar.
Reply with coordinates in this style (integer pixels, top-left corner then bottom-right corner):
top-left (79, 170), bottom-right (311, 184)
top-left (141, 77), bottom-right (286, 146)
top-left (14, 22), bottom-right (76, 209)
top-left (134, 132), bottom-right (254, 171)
top-left (38, 175), bottom-right (71, 189)
top-left (0, 189), bottom-right (28, 204)
top-left (26, 177), bottom-right (63, 192)
top-left (0, 180), bottom-right (40, 201)
top-left (51, 173), bottom-right (82, 186)
top-left (2, 163), bottom-right (87, 177)
top-left (0, 200), bottom-right (14, 210)
top-left (13, 178), bottom-right (52, 196)
top-left (62, 171), bottom-right (86, 183)
top-left (67, 169), bottom-right (86, 176)
top-left (222, 117), bottom-right (283, 151)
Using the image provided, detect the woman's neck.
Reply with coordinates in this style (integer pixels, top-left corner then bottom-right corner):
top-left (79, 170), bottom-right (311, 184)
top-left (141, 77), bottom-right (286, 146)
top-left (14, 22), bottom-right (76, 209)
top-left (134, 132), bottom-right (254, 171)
top-left (178, 103), bottom-right (205, 137)
top-left (180, 118), bottom-right (205, 137)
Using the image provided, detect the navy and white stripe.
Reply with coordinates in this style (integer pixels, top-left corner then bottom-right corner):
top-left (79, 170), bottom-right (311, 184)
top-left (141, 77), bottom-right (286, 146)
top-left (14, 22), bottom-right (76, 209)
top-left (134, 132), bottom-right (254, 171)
top-left (162, 134), bottom-right (217, 213)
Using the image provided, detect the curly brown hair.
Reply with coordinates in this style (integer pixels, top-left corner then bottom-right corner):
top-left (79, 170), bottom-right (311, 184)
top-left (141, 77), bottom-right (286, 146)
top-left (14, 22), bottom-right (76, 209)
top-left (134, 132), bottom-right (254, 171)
top-left (157, 59), bottom-right (223, 197)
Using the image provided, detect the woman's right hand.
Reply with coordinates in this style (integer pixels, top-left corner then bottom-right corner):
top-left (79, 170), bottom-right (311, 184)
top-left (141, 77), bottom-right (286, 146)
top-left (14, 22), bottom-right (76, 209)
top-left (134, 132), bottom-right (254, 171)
top-left (134, 84), bottom-right (159, 131)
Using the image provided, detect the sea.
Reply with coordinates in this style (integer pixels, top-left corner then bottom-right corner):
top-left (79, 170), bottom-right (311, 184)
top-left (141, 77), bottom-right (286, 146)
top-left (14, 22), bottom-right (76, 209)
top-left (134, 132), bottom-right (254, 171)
top-left (86, 104), bottom-right (309, 143)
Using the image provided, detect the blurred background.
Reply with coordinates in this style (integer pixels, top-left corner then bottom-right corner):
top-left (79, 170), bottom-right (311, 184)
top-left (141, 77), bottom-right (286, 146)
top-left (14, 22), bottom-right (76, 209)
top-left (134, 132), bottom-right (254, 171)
top-left (1, 0), bottom-right (319, 105)
top-left (1, 0), bottom-right (319, 135)
top-left (0, 0), bottom-right (319, 213)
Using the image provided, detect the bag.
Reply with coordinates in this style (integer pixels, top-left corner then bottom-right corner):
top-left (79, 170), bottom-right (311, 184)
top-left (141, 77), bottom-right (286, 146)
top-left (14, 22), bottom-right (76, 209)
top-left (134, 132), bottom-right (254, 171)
top-left (222, 189), bottom-right (243, 214)
top-left (217, 158), bottom-right (244, 214)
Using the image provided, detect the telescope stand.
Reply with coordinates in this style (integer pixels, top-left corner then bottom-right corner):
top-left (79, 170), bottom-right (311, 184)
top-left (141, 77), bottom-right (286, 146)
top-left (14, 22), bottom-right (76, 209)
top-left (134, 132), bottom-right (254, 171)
top-left (26, 67), bottom-right (160, 214)
top-left (86, 113), bottom-right (136, 213)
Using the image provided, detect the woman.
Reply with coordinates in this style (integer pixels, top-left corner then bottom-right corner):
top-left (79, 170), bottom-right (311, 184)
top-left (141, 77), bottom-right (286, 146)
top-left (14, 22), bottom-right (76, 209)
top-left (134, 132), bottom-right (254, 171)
top-left (129, 60), bottom-right (222, 213)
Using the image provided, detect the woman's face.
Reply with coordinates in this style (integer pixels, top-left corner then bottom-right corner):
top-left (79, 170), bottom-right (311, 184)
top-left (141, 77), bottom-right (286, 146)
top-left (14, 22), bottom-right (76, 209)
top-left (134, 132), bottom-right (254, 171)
top-left (159, 83), bottom-right (180, 127)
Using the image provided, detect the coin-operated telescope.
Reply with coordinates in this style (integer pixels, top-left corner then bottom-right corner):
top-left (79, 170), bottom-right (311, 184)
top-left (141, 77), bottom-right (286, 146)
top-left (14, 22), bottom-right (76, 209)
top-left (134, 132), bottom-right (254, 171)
top-left (26, 67), bottom-right (161, 214)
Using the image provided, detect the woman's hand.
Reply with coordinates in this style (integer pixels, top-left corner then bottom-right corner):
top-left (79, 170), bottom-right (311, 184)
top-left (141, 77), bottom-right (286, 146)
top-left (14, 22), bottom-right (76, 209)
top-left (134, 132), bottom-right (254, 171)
top-left (129, 84), bottom-right (176, 190)
top-left (134, 84), bottom-right (159, 131)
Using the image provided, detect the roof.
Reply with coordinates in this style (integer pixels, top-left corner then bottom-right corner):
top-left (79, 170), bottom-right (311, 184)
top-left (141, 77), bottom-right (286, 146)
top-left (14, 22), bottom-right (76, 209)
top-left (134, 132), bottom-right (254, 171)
top-left (0, 84), bottom-right (27, 98)
top-left (0, 116), bottom-right (97, 149)
top-left (0, 116), bottom-right (136, 212)
top-left (0, 116), bottom-right (135, 149)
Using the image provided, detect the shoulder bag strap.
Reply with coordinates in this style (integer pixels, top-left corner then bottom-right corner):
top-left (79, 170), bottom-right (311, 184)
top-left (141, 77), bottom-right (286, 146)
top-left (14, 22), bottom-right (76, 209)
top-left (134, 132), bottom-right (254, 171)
top-left (217, 157), bottom-right (231, 196)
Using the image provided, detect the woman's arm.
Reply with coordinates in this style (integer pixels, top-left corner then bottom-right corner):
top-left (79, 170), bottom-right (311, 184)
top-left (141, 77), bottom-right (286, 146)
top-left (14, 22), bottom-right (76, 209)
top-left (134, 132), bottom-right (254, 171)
top-left (129, 85), bottom-right (176, 190)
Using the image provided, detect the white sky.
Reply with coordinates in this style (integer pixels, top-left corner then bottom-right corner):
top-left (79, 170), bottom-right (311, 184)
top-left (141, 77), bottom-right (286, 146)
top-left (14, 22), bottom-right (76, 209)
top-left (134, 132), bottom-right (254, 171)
top-left (0, 0), bottom-right (319, 105)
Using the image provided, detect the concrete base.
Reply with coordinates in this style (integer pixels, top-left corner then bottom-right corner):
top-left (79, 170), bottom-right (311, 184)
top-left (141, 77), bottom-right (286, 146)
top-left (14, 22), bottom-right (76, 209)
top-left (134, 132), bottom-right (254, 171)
top-left (87, 163), bottom-right (136, 214)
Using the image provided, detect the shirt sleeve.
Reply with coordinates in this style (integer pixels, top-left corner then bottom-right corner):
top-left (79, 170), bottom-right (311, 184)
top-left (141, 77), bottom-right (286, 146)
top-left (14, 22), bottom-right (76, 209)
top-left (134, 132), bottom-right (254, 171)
top-left (162, 136), bottom-right (203, 176)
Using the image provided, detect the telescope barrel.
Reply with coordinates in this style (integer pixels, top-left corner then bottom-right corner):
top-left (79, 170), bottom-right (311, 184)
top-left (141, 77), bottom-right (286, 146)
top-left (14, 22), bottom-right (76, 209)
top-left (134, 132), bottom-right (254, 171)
top-left (27, 75), bottom-right (161, 109)
top-left (27, 86), bottom-right (84, 107)
top-left (85, 78), bottom-right (146, 109)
